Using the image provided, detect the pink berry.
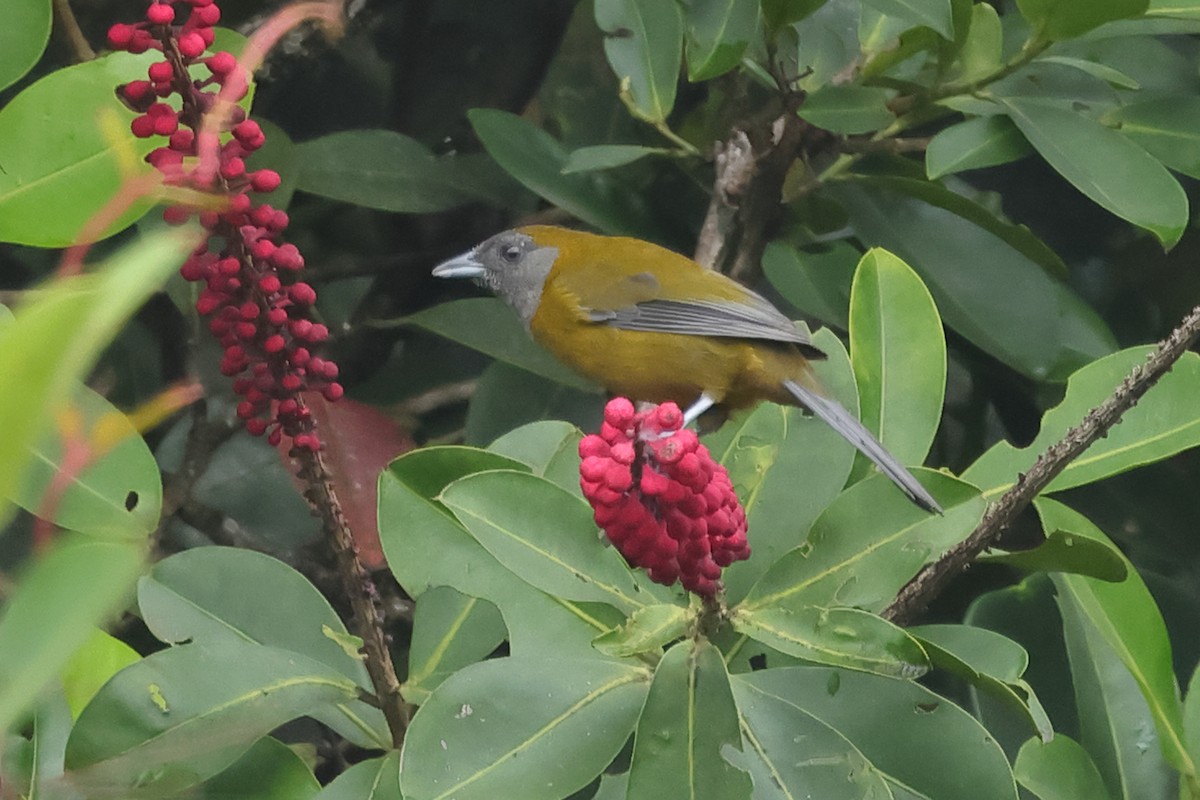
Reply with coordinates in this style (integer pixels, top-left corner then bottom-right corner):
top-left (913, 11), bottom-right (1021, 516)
top-left (146, 3), bottom-right (176, 25)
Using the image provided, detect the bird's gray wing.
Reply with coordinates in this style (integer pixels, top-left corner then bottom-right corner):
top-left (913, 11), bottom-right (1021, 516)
top-left (587, 295), bottom-right (814, 346)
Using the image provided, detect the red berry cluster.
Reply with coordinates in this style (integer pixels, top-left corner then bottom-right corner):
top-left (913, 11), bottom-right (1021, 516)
top-left (579, 398), bottom-right (750, 597)
top-left (108, 0), bottom-right (342, 451)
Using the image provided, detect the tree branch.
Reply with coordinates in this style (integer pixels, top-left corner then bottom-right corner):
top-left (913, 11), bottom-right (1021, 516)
top-left (53, 0), bottom-right (95, 62)
top-left (294, 398), bottom-right (411, 747)
top-left (885, 303), bottom-right (1200, 625)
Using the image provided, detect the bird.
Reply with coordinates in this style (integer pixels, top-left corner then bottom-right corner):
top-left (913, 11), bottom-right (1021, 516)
top-left (432, 225), bottom-right (941, 513)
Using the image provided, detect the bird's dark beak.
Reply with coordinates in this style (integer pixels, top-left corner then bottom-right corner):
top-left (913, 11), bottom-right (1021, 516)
top-left (432, 249), bottom-right (486, 280)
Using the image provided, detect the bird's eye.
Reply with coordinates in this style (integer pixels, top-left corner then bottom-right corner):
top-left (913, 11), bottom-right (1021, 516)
top-left (501, 244), bottom-right (522, 263)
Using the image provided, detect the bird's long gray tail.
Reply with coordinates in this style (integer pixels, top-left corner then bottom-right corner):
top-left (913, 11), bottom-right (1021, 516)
top-left (783, 379), bottom-right (942, 514)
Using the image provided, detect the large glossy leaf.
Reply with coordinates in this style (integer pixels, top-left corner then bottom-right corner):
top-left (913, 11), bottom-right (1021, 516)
top-left (0, 52), bottom-right (160, 246)
top-left (488, 420), bottom-right (583, 493)
top-left (403, 298), bottom-right (597, 391)
top-left (379, 447), bottom-right (620, 659)
top-left (761, 240), bottom-right (856, 329)
top-left (1042, 499), bottom-right (1193, 776)
top-left (926, 115), bottom-right (1033, 178)
top-left (595, 0), bottom-right (684, 122)
top-left (705, 327), bottom-right (859, 602)
top-left (683, 0), bottom-right (758, 80)
top-left (1106, 96), bottom-right (1200, 180)
top-left (197, 737), bottom-right (320, 800)
top-left (137, 547), bottom-right (390, 749)
top-left (313, 753), bottom-right (402, 800)
top-left (963, 348), bottom-right (1200, 500)
top-left (0, 230), bottom-right (194, 528)
top-left (60, 629), bottom-right (140, 720)
top-left (1056, 576), bottom-right (1176, 800)
top-left (592, 603), bottom-right (691, 658)
top-left (1016, 0), bottom-right (1148, 39)
top-left (861, 0), bottom-right (955, 38)
top-left (734, 667), bottom-right (1019, 800)
top-left (1001, 98), bottom-right (1187, 248)
top-left (12, 384), bottom-right (161, 538)
top-left (62, 640), bottom-right (358, 798)
top-left (800, 85), bottom-right (895, 134)
top-left (440, 469), bottom-right (664, 614)
top-left (403, 586), bottom-right (506, 704)
top-left (294, 130), bottom-right (503, 213)
top-left (464, 361), bottom-right (602, 446)
top-left (0, 0), bottom-right (51, 92)
top-left (1146, 0), bottom-right (1200, 17)
top-left (626, 639), bottom-right (752, 799)
top-left (979, 525), bottom-right (1128, 582)
top-left (738, 471), bottom-right (983, 614)
top-left (561, 144), bottom-right (673, 173)
top-left (1014, 736), bottom-right (1112, 800)
top-left (0, 537), bottom-right (143, 734)
top-left (949, 2), bottom-right (1002, 82)
top-left (912, 624), bottom-right (1053, 742)
top-left (848, 248), bottom-right (945, 474)
top-left (732, 605), bottom-right (930, 678)
top-left (468, 108), bottom-right (653, 236)
top-left (830, 180), bottom-right (1112, 381)
top-left (399, 658), bottom-right (649, 800)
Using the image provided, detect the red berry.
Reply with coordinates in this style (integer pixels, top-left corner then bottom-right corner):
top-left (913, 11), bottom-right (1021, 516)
top-left (146, 3), bottom-right (176, 25)
top-left (263, 335), bottom-right (286, 353)
top-left (250, 170), bottom-right (281, 193)
top-left (177, 31), bottom-right (206, 58)
top-left (206, 51), bottom-right (235, 75)
top-left (107, 23), bottom-right (135, 49)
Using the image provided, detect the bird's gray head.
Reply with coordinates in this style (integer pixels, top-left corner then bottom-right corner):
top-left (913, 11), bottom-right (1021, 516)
top-left (431, 229), bottom-right (558, 326)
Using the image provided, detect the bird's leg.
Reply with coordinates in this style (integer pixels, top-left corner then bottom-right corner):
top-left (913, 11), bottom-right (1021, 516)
top-left (681, 392), bottom-right (717, 428)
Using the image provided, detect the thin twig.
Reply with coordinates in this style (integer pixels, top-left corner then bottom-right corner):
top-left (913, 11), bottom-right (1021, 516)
top-left (294, 396), bottom-right (411, 747)
top-left (53, 0), bottom-right (95, 62)
top-left (885, 304), bottom-right (1200, 625)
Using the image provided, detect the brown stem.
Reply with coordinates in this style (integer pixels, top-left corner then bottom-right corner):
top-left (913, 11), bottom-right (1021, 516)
top-left (294, 398), bottom-right (410, 747)
top-left (52, 0), bottom-right (94, 62)
top-left (884, 304), bottom-right (1200, 625)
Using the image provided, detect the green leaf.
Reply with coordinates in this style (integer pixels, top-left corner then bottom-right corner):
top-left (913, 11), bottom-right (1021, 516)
top-left (1001, 98), bottom-right (1187, 248)
top-left (593, 603), bottom-right (691, 657)
top-left (800, 85), bottom-right (895, 134)
top-left (1186, 665), bottom-right (1200, 783)
top-left (704, 327), bottom-right (859, 602)
top-left (294, 130), bottom-right (492, 213)
top-left (0, 0), bottom-right (51, 92)
top-left (1016, 0), bottom-right (1148, 39)
top-left (733, 605), bottom-right (930, 677)
top-left (1106, 96), bottom-right (1200, 179)
top-left (468, 108), bottom-right (653, 236)
top-left (1056, 575), bottom-right (1176, 799)
top-left (848, 248), bottom-right (946, 473)
top-left (683, 0), bottom-right (758, 80)
top-left (761, 0), bottom-right (828, 31)
top-left (403, 298), bottom-right (598, 391)
top-left (440, 470), bottom-right (659, 615)
top-left (561, 144), bottom-right (673, 173)
top-left (830, 180), bottom-right (1112, 381)
top-left (791, 0), bottom-right (862, 91)
top-left (627, 639), bottom-right (752, 799)
top-left (404, 586), bottom-right (506, 705)
top-left (860, 0), bottom-right (955, 39)
top-left (464, 361), bottom-right (601, 446)
top-left (926, 115), bottom-right (1033, 178)
top-left (379, 447), bottom-right (620, 659)
top-left (595, 0), bottom-right (684, 122)
top-left (733, 667), bottom-right (1019, 800)
top-left (313, 753), bottom-right (402, 800)
top-left (0, 537), bottom-right (143, 734)
top-left (761, 240), bottom-right (856, 329)
top-left (1037, 55), bottom-right (1140, 89)
top-left (0, 231), bottom-right (194, 522)
top-left (1042, 499), bottom-right (1193, 776)
top-left (1015, 736), bottom-right (1112, 800)
top-left (1146, 0), bottom-right (1200, 17)
top-left (912, 624), bottom-right (1054, 742)
top-left (60, 629), bottom-right (140, 720)
top-left (963, 348), bottom-right (1200, 500)
top-left (0, 52), bottom-right (160, 246)
top-left (488, 420), bottom-right (583, 493)
top-left (63, 640), bottom-right (358, 798)
top-left (197, 737), bottom-right (320, 800)
top-left (12, 384), bottom-right (162, 538)
top-left (950, 2), bottom-right (1003, 82)
top-left (979, 525), bottom-right (1128, 581)
top-left (739, 471), bottom-right (983, 614)
top-left (137, 546), bottom-right (390, 749)
top-left (399, 658), bottom-right (649, 800)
